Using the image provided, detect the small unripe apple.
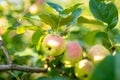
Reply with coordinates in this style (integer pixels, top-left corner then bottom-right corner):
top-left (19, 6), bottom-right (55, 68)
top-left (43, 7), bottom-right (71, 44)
top-left (74, 59), bottom-right (94, 80)
top-left (88, 44), bottom-right (110, 64)
top-left (61, 41), bottom-right (82, 67)
top-left (42, 34), bottom-right (66, 56)
top-left (29, 4), bottom-right (39, 15)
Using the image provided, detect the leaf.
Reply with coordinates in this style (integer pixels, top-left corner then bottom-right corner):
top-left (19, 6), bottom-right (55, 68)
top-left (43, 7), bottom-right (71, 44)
top-left (77, 16), bottom-right (104, 25)
top-left (95, 31), bottom-right (111, 48)
top-left (89, 0), bottom-right (118, 29)
top-left (90, 55), bottom-right (114, 80)
top-left (16, 26), bottom-right (40, 34)
top-left (20, 14), bottom-right (40, 21)
top-left (46, 2), bottom-right (63, 13)
top-left (39, 14), bottom-right (58, 30)
top-left (84, 30), bottom-right (100, 46)
top-left (31, 31), bottom-right (43, 45)
top-left (67, 8), bottom-right (82, 26)
top-left (90, 54), bottom-right (120, 80)
top-left (59, 15), bottom-right (73, 26)
top-left (37, 77), bottom-right (52, 80)
top-left (16, 26), bottom-right (26, 34)
top-left (36, 35), bottom-right (45, 51)
top-left (60, 3), bottom-right (82, 15)
top-left (52, 76), bottom-right (70, 80)
top-left (114, 34), bottom-right (120, 44)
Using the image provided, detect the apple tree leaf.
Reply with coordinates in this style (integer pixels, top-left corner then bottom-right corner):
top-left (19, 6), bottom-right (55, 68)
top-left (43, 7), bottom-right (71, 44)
top-left (90, 54), bottom-right (120, 80)
top-left (46, 2), bottom-right (63, 13)
top-left (89, 0), bottom-right (118, 29)
top-left (67, 8), bottom-right (82, 26)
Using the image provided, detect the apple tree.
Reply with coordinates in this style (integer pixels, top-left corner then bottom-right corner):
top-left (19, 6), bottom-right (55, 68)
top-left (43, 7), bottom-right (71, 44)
top-left (0, 0), bottom-right (120, 80)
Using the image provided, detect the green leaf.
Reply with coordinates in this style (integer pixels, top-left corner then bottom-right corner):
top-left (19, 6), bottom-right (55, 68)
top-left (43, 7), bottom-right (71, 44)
top-left (84, 30), bottom-right (100, 46)
top-left (20, 14), bottom-right (40, 21)
top-left (67, 8), bottom-right (82, 26)
top-left (52, 76), bottom-right (70, 80)
top-left (37, 77), bottom-right (52, 80)
top-left (36, 35), bottom-right (45, 51)
top-left (46, 2), bottom-right (63, 13)
top-left (16, 26), bottom-right (40, 34)
top-left (114, 34), bottom-right (120, 44)
top-left (77, 16), bottom-right (104, 25)
top-left (59, 15), bottom-right (73, 26)
top-left (89, 0), bottom-right (118, 29)
top-left (90, 55), bottom-right (115, 80)
top-left (16, 26), bottom-right (26, 34)
top-left (39, 14), bottom-right (58, 30)
top-left (91, 54), bottom-right (120, 80)
top-left (95, 32), bottom-right (111, 48)
top-left (60, 3), bottom-right (82, 15)
top-left (31, 31), bottom-right (43, 45)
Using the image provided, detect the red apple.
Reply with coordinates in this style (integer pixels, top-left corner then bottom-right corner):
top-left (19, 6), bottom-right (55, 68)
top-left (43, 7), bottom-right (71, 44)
top-left (61, 41), bottom-right (82, 67)
top-left (88, 44), bottom-right (110, 64)
top-left (42, 34), bottom-right (66, 56)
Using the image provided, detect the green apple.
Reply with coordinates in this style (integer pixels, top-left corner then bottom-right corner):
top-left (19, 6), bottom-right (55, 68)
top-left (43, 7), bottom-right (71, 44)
top-left (88, 44), bottom-right (110, 64)
top-left (61, 41), bottom-right (82, 67)
top-left (42, 34), bottom-right (66, 56)
top-left (74, 59), bottom-right (94, 80)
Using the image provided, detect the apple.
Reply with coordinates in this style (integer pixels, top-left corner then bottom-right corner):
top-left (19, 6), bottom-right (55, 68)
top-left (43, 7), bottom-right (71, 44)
top-left (42, 34), bottom-right (66, 56)
top-left (74, 59), bottom-right (94, 80)
top-left (29, 0), bottom-right (45, 15)
top-left (61, 41), bottom-right (82, 67)
top-left (0, 17), bottom-right (8, 35)
top-left (88, 44), bottom-right (110, 64)
top-left (29, 4), bottom-right (39, 15)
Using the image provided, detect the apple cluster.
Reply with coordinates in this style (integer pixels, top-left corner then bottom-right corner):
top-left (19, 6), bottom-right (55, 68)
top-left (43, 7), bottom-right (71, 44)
top-left (41, 34), bottom-right (110, 80)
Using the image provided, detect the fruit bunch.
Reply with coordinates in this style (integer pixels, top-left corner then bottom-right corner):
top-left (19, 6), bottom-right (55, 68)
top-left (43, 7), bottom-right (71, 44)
top-left (41, 34), bottom-right (110, 80)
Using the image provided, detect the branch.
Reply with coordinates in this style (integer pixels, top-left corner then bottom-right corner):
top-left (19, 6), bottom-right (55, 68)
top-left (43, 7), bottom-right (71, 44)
top-left (0, 36), bottom-right (12, 64)
top-left (0, 36), bottom-right (48, 73)
top-left (0, 64), bottom-right (47, 73)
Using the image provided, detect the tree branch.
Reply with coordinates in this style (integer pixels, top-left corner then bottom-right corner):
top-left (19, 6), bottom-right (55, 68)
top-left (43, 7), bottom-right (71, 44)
top-left (0, 36), bottom-right (13, 64)
top-left (0, 36), bottom-right (48, 73)
top-left (0, 64), bottom-right (47, 73)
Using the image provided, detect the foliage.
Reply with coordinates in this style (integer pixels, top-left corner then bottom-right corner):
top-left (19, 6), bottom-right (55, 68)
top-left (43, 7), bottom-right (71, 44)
top-left (0, 0), bottom-right (120, 80)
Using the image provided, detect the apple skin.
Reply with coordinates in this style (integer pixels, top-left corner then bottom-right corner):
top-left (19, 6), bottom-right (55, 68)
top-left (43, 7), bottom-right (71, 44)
top-left (42, 34), bottom-right (66, 56)
top-left (88, 44), bottom-right (110, 64)
top-left (74, 59), bottom-right (94, 80)
top-left (61, 41), bottom-right (82, 67)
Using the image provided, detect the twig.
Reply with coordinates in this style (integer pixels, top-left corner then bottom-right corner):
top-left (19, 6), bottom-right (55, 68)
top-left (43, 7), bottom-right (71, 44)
top-left (0, 36), bottom-right (47, 73)
top-left (0, 36), bottom-right (13, 64)
top-left (0, 64), bottom-right (47, 73)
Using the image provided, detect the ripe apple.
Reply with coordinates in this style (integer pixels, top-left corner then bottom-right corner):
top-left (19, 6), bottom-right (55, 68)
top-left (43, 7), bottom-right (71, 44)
top-left (42, 34), bottom-right (66, 56)
top-left (74, 59), bottom-right (94, 80)
top-left (88, 44), bottom-right (110, 64)
top-left (61, 41), bottom-right (82, 67)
